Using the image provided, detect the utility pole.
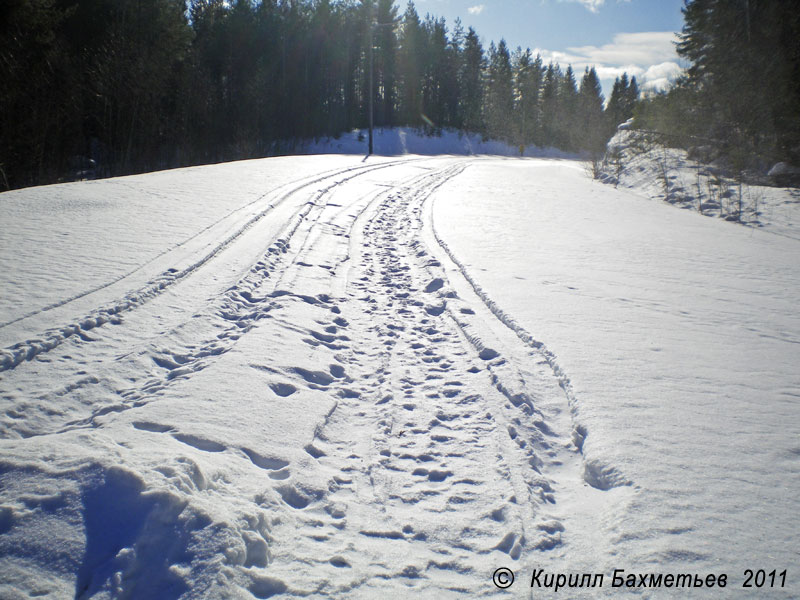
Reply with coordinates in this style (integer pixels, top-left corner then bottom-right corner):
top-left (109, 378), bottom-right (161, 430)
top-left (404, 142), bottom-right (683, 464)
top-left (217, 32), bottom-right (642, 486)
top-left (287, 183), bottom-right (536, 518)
top-left (366, 1), bottom-right (398, 156)
top-left (368, 0), bottom-right (374, 155)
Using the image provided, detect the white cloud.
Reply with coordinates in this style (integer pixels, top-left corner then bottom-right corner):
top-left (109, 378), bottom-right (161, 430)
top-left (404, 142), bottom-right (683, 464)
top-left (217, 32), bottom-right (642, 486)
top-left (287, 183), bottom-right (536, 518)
top-left (594, 64), bottom-right (644, 81)
top-left (532, 32), bottom-right (685, 93)
top-left (560, 0), bottom-right (606, 13)
top-left (567, 32), bottom-right (680, 68)
top-left (639, 61), bottom-right (684, 92)
top-left (559, 0), bottom-right (632, 13)
top-left (467, 4), bottom-right (485, 15)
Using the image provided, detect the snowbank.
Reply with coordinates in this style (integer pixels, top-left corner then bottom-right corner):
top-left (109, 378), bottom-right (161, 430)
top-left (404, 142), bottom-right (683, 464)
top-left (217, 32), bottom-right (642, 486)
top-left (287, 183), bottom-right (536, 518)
top-left (298, 126), bottom-right (577, 159)
top-left (598, 128), bottom-right (800, 240)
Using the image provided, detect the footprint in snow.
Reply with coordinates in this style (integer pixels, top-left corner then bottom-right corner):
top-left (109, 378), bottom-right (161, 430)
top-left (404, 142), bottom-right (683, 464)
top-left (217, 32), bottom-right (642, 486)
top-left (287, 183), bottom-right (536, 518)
top-left (305, 444), bottom-right (325, 459)
top-left (495, 532), bottom-right (523, 560)
top-left (269, 382), bottom-right (297, 397)
top-left (324, 502), bottom-right (347, 519)
top-left (424, 278), bottom-right (444, 293)
top-left (276, 486), bottom-right (310, 509)
top-left (132, 421), bottom-right (173, 433)
top-left (329, 557), bottom-right (350, 568)
top-left (292, 367), bottom-right (334, 386)
top-left (241, 447), bottom-right (289, 477)
top-left (425, 304), bottom-right (446, 316)
top-left (249, 575), bottom-right (287, 599)
top-left (479, 348), bottom-right (499, 360)
top-left (172, 433), bottom-right (226, 453)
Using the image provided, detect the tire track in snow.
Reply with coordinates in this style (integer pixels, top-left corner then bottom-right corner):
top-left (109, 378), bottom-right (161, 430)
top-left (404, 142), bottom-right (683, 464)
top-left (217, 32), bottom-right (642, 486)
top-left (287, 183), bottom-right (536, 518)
top-left (0, 158), bottom-right (627, 596)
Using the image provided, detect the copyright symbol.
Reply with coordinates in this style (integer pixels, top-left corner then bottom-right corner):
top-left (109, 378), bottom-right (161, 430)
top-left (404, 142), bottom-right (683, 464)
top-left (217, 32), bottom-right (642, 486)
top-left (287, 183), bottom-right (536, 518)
top-left (493, 567), bottom-right (514, 589)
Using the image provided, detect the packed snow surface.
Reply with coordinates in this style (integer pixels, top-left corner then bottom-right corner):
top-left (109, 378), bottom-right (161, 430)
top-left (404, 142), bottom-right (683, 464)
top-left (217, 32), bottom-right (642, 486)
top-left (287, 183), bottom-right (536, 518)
top-left (0, 148), bottom-right (798, 599)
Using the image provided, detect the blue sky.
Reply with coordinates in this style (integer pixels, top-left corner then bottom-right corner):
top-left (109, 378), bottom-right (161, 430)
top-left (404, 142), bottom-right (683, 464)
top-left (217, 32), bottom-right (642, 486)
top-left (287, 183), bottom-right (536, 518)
top-left (412, 0), bottom-right (688, 96)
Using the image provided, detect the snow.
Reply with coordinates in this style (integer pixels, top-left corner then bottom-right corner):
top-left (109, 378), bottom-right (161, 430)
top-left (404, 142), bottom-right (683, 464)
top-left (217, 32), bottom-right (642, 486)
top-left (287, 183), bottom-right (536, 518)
top-left (433, 159), bottom-right (800, 580)
top-left (300, 126), bottom-right (577, 159)
top-left (0, 155), bottom-right (392, 344)
top-left (600, 128), bottom-right (800, 240)
top-left (1, 136), bottom-right (798, 598)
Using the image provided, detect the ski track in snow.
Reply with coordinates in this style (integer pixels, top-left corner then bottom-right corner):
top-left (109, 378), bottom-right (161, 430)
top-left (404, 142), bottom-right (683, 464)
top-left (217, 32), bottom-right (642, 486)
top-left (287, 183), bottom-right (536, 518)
top-left (0, 157), bottom-right (624, 598)
top-left (0, 161), bottom-right (370, 331)
top-left (0, 158), bottom-right (426, 372)
top-left (428, 187), bottom-right (630, 493)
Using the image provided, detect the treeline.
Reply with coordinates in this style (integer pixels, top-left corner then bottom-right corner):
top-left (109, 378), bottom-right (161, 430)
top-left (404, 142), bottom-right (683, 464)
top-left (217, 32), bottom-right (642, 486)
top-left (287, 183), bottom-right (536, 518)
top-left (1, 0), bottom-right (634, 190)
top-left (633, 0), bottom-right (800, 171)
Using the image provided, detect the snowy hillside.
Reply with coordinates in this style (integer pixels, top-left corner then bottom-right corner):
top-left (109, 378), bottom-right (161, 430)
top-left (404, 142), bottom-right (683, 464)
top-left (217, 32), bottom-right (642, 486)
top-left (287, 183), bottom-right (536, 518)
top-left (599, 128), bottom-right (800, 240)
top-left (0, 147), bottom-right (798, 598)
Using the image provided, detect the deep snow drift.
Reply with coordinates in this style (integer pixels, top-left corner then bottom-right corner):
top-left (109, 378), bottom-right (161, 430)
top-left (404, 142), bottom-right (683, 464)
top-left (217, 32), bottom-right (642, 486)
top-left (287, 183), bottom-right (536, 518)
top-left (0, 147), bottom-right (798, 599)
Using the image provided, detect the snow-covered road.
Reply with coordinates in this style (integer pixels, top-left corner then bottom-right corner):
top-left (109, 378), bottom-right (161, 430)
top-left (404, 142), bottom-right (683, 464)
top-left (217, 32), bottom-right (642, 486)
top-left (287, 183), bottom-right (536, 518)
top-left (0, 155), bottom-right (798, 598)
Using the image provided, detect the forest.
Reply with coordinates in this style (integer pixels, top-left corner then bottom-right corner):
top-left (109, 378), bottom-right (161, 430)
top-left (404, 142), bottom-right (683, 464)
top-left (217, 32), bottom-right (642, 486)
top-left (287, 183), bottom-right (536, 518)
top-left (0, 0), bottom-right (634, 190)
top-left (634, 0), bottom-right (800, 177)
top-left (1, 0), bottom-right (798, 190)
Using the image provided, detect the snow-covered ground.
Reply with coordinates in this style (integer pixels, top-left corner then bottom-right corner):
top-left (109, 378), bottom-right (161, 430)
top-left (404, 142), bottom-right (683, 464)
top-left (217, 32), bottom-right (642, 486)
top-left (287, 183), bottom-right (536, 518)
top-left (433, 159), bottom-right (800, 585)
top-left (599, 128), bottom-right (800, 240)
top-left (300, 126), bottom-right (577, 160)
top-left (1, 141), bottom-right (798, 598)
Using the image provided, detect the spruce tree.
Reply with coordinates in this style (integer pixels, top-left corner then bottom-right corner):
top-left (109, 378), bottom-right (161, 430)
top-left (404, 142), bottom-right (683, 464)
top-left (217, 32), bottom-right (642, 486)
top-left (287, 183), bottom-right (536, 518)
top-left (677, 0), bottom-right (800, 162)
top-left (513, 49), bottom-right (542, 147)
top-left (558, 65), bottom-right (579, 150)
top-left (605, 73), bottom-right (635, 136)
top-left (443, 18), bottom-right (464, 128)
top-left (460, 27), bottom-right (485, 134)
top-left (421, 15), bottom-right (449, 130)
top-left (485, 40), bottom-right (514, 141)
top-left (578, 66), bottom-right (605, 153)
top-left (624, 76), bottom-right (639, 118)
top-left (375, 0), bottom-right (399, 127)
top-left (398, 2), bottom-right (423, 125)
top-left (540, 62), bottom-right (561, 147)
